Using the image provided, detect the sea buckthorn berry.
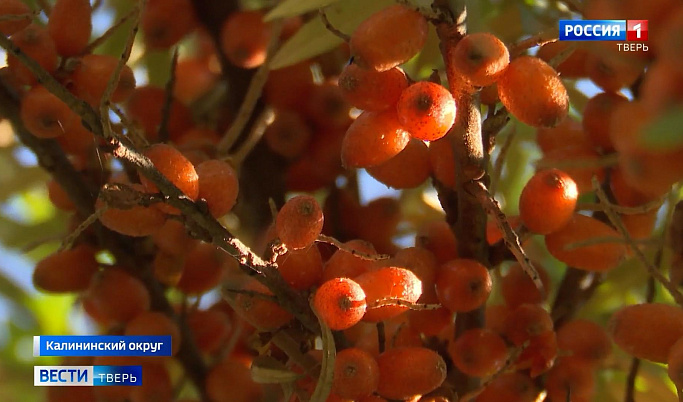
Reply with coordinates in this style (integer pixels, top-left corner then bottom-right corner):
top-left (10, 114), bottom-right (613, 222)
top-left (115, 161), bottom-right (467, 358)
top-left (57, 120), bottom-right (94, 156)
top-left (264, 61), bottom-right (315, 112)
top-left (667, 337), bottom-right (683, 391)
top-left (545, 358), bottom-right (596, 402)
top-left (608, 303), bottom-right (683, 363)
top-left (355, 267), bottom-right (422, 322)
top-left (47, 179), bottom-right (75, 211)
top-left (21, 85), bottom-right (77, 139)
top-left (126, 86), bottom-right (193, 142)
top-left (206, 356), bottom-right (263, 402)
top-left (427, 137), bottom-right (458, 189)
top-left (436, 259), bottom-right (491, 313)
top-left (152, 219), bottom-right (198, 256)
top-left (322, 239), bottom-right (380, 281)
top-left (7, 24), bottom-right (58, 85)
top-left (97, 183), bottom-right (168, 237)
top-left (448, 32), bottom-right (510, 87)
top-left (233, 278), bottom-right (293, 330)
top-left (196, 159), bottom-right (239, 218)
top-left (354, 197), bottom-right (401, 254)
top-left (503, 303), bottom-right (553, 346)
top-left (173, 58), bottom-right (219, 104)
top-left (125, 311), bottom-right (181, 356)
top-left (263, 111), bottom-right (312, 159)
top-left (497, 56), bottom-right (569, 128)
top-left (501, 263), bottom-right (550, 308)
top-left (83, 268), bottom-right (151, 325)
top-left (220, 10), bottom-right (271, 69)
top-left (582, 91), bottom-right (628, 153)
top-left (537, 41), bottom-right (589, 78)
top-left (415, 220), bottom-right (458, 264)
top-left (448, 328), bottom-right (508, 378)
top-left (350, 5), bottom-right (428, 72)
top-left (585, 50), bottom-right (643, 92)
top-left (275, 195), bottom-right (324, 250)
top-left (187, 309), bottom-right (231, 354)
top-left (396, 81), bottom-right (456, 142)
top-left (545, 213), bottom-right (627, 272)
top-left (485, 304), bottom-right (511, 336)
top-left (535, 118), bottom-right (592, 155)
top-left (0, 0), bottom-right (31, 36)
top-left (176, 243), bottom-right (226, 295)
top-left (275, 245), bottom-right (323, 291)
top-left (139, 143), bottom-right (199, 214)
top-left (305, 81), bottom-right (353, 130)
top-left (338, 64), bottom-right (409, 111)
top-left (332, 347), bottom-right (379, 399)
top-left (69, 54), bottom-right (136, 106)
top-left (33, 244), bottom-right (98, 293)
top-left (341, 109), bottom-right (411, 169)
top-left (610, 166), bottom-right (659, 208)
top-left (475, 372), bottom-right (538, 402)
top-left (367, 138), bottom-right (431, 189)
top-left (486, 215), bottom-right (521, 245)
top-left (515, 330), bottom-right (558, 377)
top-left (392, 246), bottom-right (438, 292)
top-left (407, 292), bottom-right (452, 337)
top-left (557, 319), bottom-right (611, 365)
top-left (539, 145), bottom-right (605, 193)
top-left (519, 169), bottom-right (578, 235)
top-left (47, 0), bottom-right (92, 57)
top-left (376, 347), bottom-right (447, 400)
top-left (142, 0), bottom-right (198, 49)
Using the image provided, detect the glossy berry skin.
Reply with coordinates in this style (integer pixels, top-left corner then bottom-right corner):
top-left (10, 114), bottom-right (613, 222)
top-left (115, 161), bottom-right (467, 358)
top-left (341, 109), bottom-right (411, 168)
top-left (519, 169), bottom-right (578, 235)
top-left (332, 348), bottom-right (379, 399)
top-left (436, 259), bottom-right (492, 313)
top-left (376, 347), bottom-right (447, 400)
top-left (498, 56), bottom-right (569, 128)
top-left (367, 138), bottom-right (431, 189)
top-left (275, 195), bottom-right (324, 250)
top-left (396, 81), bottom-right (456, 141)
top-left (350, 4), bottom-right (428, 72)
top-left (139, 143), bottom-right (199, 214)
top-left (448, 328), bottom-right (508, 377)
top-left (338, 64), bottom-right (409, 111)
top-left (449, 32), bottom-right (510, 87)
top-left (355, 267), bottom-right (422, 322)
top-left (196, 159), bottom-right (239, 218)
top-left (312, 278), bottom-right (367, 331)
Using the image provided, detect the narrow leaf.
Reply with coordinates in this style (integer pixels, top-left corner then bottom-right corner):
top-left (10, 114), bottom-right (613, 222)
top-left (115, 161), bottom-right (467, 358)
top-left (265, 0), bottom-right (341, 21)
top-left (309, 306), bottom-right (335, 402)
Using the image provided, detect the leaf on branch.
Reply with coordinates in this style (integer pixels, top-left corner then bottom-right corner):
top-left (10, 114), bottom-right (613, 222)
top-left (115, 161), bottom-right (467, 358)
top-left (265, 0), bottom-right (341, 21)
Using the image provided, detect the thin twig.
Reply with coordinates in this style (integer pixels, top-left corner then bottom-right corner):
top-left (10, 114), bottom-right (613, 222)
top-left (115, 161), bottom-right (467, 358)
top-left (59, 208), bottom-right (106, 251)
top-left (316, 234), bottom-right (391, 261)
top-left (158, 48), bottom-right (179, 143)
top-left (508, 27), bottom-right (559, 56)
top-left (377, 322), bottom-right (386, 354)
top-left (82, 7), bottom-right (137, 54)
top-left (217, 19), bottom-right (284, 155)
top-left (368, 298), bottom-right (442, 311)
top-left (109, 104), bottom-right (149, 148)
top-left (489, 126), bottom-right (515, 195)
top-left (548, 41), bottom-right (578, 70)
top-left (229, 107), bottom-right (275, 166)
top-left (223, 287), bottom-right (278, 302)
top-left (318, 9), bottom-right (350, 42)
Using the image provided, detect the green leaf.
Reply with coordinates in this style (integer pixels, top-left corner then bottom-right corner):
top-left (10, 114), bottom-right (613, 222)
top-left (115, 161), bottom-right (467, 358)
top-left (264, 0), bottom-right (341, 21)
top-left (640, 106), bottom-right (683, 151)
top-left (269, 0), bottom-right (394, 70)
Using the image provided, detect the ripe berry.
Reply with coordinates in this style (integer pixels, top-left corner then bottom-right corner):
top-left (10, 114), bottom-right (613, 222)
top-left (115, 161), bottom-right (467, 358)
top-left (83, 268), bottom-right (151, 325)
top-left (176, 243), bottom-right (226, 295)
top-left (263, 111), bottom-right (312, 160)
top-left (355, 266), bottom-right (422, 322)
top-left (97, 183), bottom-right (168, 237)
top-left (332, 347), bottom-right (379, 399)
top-left (233, 278), bottom-right (293, 330)
top-left (322, 239), bottom-right (380, 281)
top-left (338, 64), bottom-right (409, 111)
top-left (275, 245), bottom-right (323, 291)
top-left (415, 220), bottom-right (459, 264)
top-left (33, 244), bottom-right (98, 293)
top-left (448, 328), bottom-right (508, 377)
top-left (396, 81), bottom-right (456, 141)
top-left (69, 54), bottom-right (136, 106)
top-left (21, 85), bottom-right (76, 139)
top-left (275, 195), bottom-right (324, 250)
top-left (582, 91), bottom-right (628, 152)
top-left (545, 358), bottom-right (596, 402)
top-left (7, 24), bottom-right (58, 85)
top-left (497, 56), bottom-right (569, 128)
top-left (448, 32), bottom-right (510, 87)
top-left (0, 0), bottom-right (31, 36)
top-left (206, 357), bottom-right (263, 402)
top-left (126, 86), bottom-right (193, 142)
top-left (47, 0), bottom-right (92, 57)
top-left (545, 213), bottom-right (627, 272)
top-left (539, 145), bottom-right (605, 193)
top-left (503, 303), bottom-right (553, 346)
top-left (350, 5), bottom-right (428, 72)
top-left (436, 259), bottom-right (491, 313)
top-left (585, 50), bottom-right (643, 92)
top-left (47, 179), bottom-right (75, 211)
top-left (557, 319), bottom-right (611, 365)
top-left (475, 372), bottom-right (538, 402)
top-left (125, 311), bottom-right (181, 356)
top-left (608, 303), bottom-right (683, 363)
top-left (142, 0), bottom-right (198, 49)
top-left (186, 309), bottom-right (231, 354)
top-left (366, 139), bottom-right (431, 189)
top-left (537, 41), bottom-right (589, 78)
top-left (391, 246), bottom-right (438, 293)
top-left (313, 278), bottom-right (367, 331)
top-left (220, 10), bottom-right (271, 69)
top-left (500, 263), bottom-right (550, 308)
top-left (341, 109), bottom-right (411, 168)
top-left (516, 330), bottom-right (558, 378)
top-left (427, 137), bottom-right (458, 189)
top-left (139, 143), bottom-right (199, 214)
top-left (376, 347), bottom-right (447, 400)
top-left (519, 169), bottom-right (578, 235)
top-left (196, 159), bottom-right (239, 218)
top-left (130, 364), bottom-right (173, 402)
top-left (535, 118), bottom-right (591, 155)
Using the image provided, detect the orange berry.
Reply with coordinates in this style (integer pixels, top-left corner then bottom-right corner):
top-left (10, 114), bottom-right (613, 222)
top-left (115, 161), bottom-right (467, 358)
top-left (392, 246), bottom-right (438, 293)
top-left (486, 215), bottom-right (521, 245)
top-left (407, 293), bottom-right (452, 336)
top-left (142, 0), bottom-right (198, 49)
top-left (545, 213), bottom-right (627, 272)
top-left (545, 358), bottom-right (596, 402)
top-left (21, 85), bottom-right (76, 139)
top-left (341, 109), bottom-right (411, 168)
top-left (610, 165), bottom-right (660, 208)
top-left (427, 137), bottom-right (458, 188)
top-left (186, 309), bottom-right (231, 354)
top-left (350, 5), bottom-right (428, 72)
top-left (263, 110), bottom-right (312, 159)
top-left (233, 278), bottom-right (293, 331)
top-left (557, 319), bottom-right (611, 365)
top-left (126, 86), bottom-right (193, 142)
top-left (47, 179), bottom-right (75, 211)
top-left (275, 245), bottom-right (323, 291)
top-left (537, 41), bottom-right (589, 78)
top-left (354, 197), bottom-right (401, 254)
top-left (97, 183), bottom-right (168, 237)
top-left (322, 239), bottom-right (380, 282)
top-left (332, 347), bottom-right (379, 399)
top-left (484, 304), bottom-right (511, 336)
top-left (7, 24), bottom-right (58, 85)
top-left (608, 303), bottom-right (683, 363)
top-left (83, 268), bottom-right (151, 325)
top-left (0, 0), bottom-right (31, 36)
top-left (196, 159), bottom-right (239, 218)
top-left (47, 0), bottom-right (92, 57)
top-left (497, 56), bottom-right (569, 128)
top-left (140, 143), bottom-right (199, 214)
top-left (173, 58), bottom-right (219, 104)
top-left (667, 337), bottom-right (683, 391)
top-left (535, 118), bottom-right (592, 155)
top-left (415, 220), bottom-right (458, 264)
top-left (304, 81), bottom-right (353, 131)
top-left (475, 372), bottom-right (538, 402)
top-left (500, 263), bottom-right (550, 308)
top-left (275, 195), bottom-right (324, 250)
top-left (338, 64), bottom-right (409, 111)
top-left (519, 169), bottom-right (578, 234)
top-left (206, 357), bottom-right (262, 402)
top-left (152, 219), bottom-right (198, 256)
top-left (515, 330), bottom-right (558, 377)
top-left (503, 303), bottom-right (553, 346)
top-left (448, 32), bottom-right (510, 87)
top-left (33, 244), bottom-right (98, 293)
top-left (220, 10), bottom-right (271, 69)
top-left (396, 81), bottom-right (456, 141)
top-left (435, 259), bottom-right (491, 313)
top-left (539, 145), bottom-right (605, 193)
top-left (264, 61), bottom-right (315, 112)
top-left (176, 243), bottom-right (226, 295)
top-left (69, 54), bottom-right (136, 106)
top-left (582, 91), bottom-right (628, 153)
top-left (448, 328), bottom-right (508, 378)
top-left (376, 347), bottom-right (446, 400)
top-left (125, 311), bottom-right (181, 356)
top-left (356, 267), bottom-right (422, 322)
top-left (367, 138), bottom-right (431, 189)
top-left (57, 120), bottom-right (94, 156)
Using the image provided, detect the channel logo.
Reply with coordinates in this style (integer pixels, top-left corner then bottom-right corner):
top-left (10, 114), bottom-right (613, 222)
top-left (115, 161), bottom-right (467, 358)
top-left (34, 365), bottom-right (142, 386)
top-left (559, 20), bottom-right (648, 41)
